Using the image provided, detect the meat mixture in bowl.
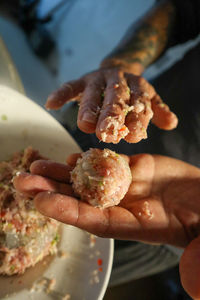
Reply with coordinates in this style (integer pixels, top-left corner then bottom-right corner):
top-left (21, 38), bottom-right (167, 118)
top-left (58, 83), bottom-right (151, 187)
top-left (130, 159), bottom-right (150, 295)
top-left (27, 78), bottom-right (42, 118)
top-left (0, 147), bottom-right (59, 275)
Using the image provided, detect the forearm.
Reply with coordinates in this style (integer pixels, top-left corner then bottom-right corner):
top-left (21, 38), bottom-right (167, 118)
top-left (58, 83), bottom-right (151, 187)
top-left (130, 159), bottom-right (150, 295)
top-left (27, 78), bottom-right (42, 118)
top-left (101, 0), bottom-right (176, 75)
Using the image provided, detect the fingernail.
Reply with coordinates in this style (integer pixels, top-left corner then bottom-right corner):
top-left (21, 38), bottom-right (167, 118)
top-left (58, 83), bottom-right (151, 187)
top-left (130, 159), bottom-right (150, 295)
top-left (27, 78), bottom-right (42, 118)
top-left (82, 112), bottom-right (96, 123)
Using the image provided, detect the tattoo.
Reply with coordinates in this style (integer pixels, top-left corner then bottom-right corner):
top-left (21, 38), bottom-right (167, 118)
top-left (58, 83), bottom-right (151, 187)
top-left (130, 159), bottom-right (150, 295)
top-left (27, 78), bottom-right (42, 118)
top-left (108, 0), bottom-right (176, 69)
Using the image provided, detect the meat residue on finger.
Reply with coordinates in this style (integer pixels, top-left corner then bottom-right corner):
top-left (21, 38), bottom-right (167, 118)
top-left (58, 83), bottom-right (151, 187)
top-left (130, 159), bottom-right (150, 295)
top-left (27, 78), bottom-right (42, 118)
top-left (99, 104), bottom-right (134, 143)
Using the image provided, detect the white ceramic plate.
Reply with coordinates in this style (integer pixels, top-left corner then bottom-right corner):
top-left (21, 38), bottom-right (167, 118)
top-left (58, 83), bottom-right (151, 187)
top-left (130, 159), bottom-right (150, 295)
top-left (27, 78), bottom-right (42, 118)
top-left (0, 85), bottom-right (114, 300)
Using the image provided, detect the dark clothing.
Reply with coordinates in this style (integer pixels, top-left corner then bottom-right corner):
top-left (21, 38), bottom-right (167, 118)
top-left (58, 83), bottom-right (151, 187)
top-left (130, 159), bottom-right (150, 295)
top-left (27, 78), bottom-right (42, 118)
top-left (172, 0), bottom-right (200, 44)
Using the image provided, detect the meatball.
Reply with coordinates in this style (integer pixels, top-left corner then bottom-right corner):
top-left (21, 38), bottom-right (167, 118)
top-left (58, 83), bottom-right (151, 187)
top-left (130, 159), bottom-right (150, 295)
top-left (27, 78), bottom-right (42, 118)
top-left (0, 147), bottom-right (59, 275)
top-left (71, 148), bottom-right (132, 208)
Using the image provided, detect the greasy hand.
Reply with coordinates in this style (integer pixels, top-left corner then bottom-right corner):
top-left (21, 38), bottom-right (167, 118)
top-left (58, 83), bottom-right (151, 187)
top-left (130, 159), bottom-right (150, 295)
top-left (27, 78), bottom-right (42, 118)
top-left (46, 67), bottom-right (178, 143)
top-left (13, 154), bottom-right (200, 299)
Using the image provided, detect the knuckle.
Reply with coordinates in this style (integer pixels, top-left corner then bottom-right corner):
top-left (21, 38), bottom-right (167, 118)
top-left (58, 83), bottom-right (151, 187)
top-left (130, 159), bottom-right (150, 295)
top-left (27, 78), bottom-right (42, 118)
top-left (138, 76), bottom-right (146, 86)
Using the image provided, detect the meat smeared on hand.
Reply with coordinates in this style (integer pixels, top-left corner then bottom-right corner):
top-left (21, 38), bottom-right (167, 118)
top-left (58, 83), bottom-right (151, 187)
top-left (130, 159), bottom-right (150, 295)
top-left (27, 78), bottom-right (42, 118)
top-left (46, 68), bottom-right (178, 144)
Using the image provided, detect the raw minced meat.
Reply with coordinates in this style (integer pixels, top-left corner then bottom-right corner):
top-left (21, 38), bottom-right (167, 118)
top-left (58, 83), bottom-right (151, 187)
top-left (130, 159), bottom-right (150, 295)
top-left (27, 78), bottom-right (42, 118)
top-left (0, 147), bottom-right (59, 275)
top-left (71, 148), bottom-right (132, 208)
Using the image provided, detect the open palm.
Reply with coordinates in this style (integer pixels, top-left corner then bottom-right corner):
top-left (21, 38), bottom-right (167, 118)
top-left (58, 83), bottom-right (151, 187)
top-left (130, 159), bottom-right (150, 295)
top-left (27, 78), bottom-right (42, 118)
top-left (14, 153), bottom-right (200, 299)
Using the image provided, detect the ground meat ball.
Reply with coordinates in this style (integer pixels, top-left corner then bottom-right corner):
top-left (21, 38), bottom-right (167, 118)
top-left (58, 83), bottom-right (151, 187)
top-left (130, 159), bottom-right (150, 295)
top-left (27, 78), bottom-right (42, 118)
top-left (0, 147), bottom-right (60, 275)
top-left (71, 148), bottom-right (132, 208)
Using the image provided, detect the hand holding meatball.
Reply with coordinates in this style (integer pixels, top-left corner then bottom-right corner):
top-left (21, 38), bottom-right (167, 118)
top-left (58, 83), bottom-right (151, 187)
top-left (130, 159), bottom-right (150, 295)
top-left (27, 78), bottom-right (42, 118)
top-left (13, 152), bottom-right (200, 300)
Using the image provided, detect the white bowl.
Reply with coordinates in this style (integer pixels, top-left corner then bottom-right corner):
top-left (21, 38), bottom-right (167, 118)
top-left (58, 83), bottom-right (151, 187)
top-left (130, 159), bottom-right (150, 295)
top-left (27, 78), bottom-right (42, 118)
top-left (0, 85), bottom-right (113, 300)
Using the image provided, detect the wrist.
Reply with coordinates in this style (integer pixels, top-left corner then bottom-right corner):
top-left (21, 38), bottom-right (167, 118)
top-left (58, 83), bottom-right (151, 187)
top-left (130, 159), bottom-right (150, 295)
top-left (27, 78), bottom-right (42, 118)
top-left (100, 57), bottom-right (144, 76)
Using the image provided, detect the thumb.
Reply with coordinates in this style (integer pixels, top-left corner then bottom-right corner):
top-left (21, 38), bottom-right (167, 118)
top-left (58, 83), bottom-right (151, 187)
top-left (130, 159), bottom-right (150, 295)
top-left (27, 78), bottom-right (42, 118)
top-left (180, 236), bottom-right (200, 299)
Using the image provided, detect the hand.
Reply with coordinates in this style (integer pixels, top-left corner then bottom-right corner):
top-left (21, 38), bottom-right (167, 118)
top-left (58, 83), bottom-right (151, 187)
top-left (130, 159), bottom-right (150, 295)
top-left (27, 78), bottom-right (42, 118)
top-left (46, 67), bottom-right (178, 143)
top-left (13, 153), bottom-right (200, 299)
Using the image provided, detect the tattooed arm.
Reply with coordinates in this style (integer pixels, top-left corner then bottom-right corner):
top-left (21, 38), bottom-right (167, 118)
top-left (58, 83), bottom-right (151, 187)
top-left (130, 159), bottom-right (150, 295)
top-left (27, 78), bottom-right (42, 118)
top-left (101, 0), bottom-right (176, 75)
top-left (46, 0), bottom-right (178, 143)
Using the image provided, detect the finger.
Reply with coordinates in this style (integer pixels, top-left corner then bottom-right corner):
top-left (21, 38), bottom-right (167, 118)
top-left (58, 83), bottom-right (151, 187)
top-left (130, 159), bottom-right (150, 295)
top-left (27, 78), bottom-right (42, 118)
top-left (180, 236), bottom-right (200, 299)
top-left (30, 160), bottom-right (72, 182)
top-left (77, 75), bottom-right (105, 133)
top-left (34, 191), bottom-right (110, 236)
top-left (13, 173), bottom-right (74, 197)
top-left (96, 69), bottom-right (131, 143)
top-left (151, 94), bottom-right (178, 130)
top-left (125, 154), bottom-right (154, 199)
top-left (66, 153), bottom-right (81, 166)
top-left (129, 154), bottom-right (154, 182)
top-left (34, 191), bottom-right (141, 238)
top-left (124, 75), bottom-right (154, 143)
top-left (34, 191), bottom-right (169, 243)
top-left (46, 79), bottom-right (85, 110)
